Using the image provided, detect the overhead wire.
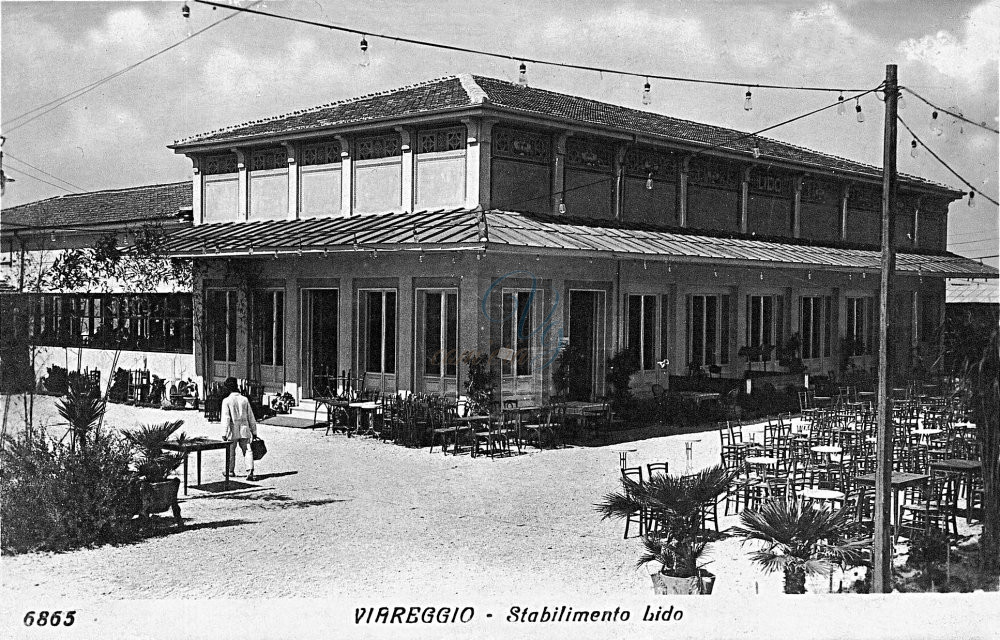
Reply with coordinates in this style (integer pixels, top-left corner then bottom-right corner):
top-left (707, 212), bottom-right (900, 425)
top-left (1, 1), bottom-right (263, 134)
top-left (901, 87), bottom-right (999, 135)
top-left (194, 0), bottom-right (873, 93)
top-left (4, 167), bottom-right (78, 193)
top-left (4, 153), bottom-right (88, 193)
top-left (899, 116), bottom-right (1000, 206)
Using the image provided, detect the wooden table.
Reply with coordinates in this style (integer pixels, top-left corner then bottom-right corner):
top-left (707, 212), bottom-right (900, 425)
top-left (610, 446), bottom-right (638, 469)
top-left (676, 391), bottom-right (720, 407)
top-left (854, 471), bottom-right (930, 541)
top-left (162, 438), bottom-right (232, 495)
top-left (348, 401), bottom-right (379, 436)
top-left (314, 397), bottom-right (350, 435)
top-left (929, 459), bottom-right (982, 524)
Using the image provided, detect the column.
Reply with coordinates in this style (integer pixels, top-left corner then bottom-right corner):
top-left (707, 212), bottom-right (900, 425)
top-left (840, 184), bottom-right (851, 241)
top-left (339, 275), bottom-right (354, 377)
top-left (396, 126), bottom-right (414, 212)
top-left (679, 157), bottom-right (690, 227)
top-left (913, 196), bottom-right (923, 248)
top-left (552, 131), bottom-right (570, 214)
top-left (478, 118), bottom-right (496, 210)
top-left (673, 285), bottom-right (687, 377)
top-left (283, 142), bottom-right (299, 220)
top-left (792, 175), bottom-right (804, 238)
top-left (335, 135), bottom-right (352, 217)
top-left (740, 167), bottom-right (752, 234)
top-left (613, 144), bottom-right (628, 222)
top-left (190, 156), bottom-right (203, 225)
top-left (462, 118), bottom-right (481, 209)
top-left (284, 277), bottom-right (300, 399)
top-left (396, 274), bottom-right (414, 393)
top-left (234, 148), bottom-right (248, 221)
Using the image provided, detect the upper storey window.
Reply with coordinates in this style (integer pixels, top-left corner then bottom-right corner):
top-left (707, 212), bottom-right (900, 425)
top-left (300, 141), bottom-right (342, 218)
top-left (202, 153), bottom-right (238, 224)
top-left (491, 126), bottom-right (552, 214)
top-left (415, 127), bottom-right (466, 209)
top-left (249, 148), bottom-right (288, 221)
top-left (354, 132), bottom-right (402, 214)
top-left (564, 137), bottom-right (614, 219)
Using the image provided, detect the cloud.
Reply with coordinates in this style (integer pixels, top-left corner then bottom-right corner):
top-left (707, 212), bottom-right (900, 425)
top-left (897, 2), bottom-right (1000, 85)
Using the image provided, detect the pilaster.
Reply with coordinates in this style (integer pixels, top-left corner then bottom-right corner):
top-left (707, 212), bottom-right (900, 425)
top-left (396, 126), bottom-right (414, 212)
top-left (679, 157), bottom-right (690, 227)
top-left (234, 148), bottom-right (248, 221)
top-left (335, 135), bottom-right (352, 217)
top-left (792, 175), bottom-right (804, 238)
top-left (740, 166), bottom-right (752, 234)
top-left (190, 156), bottom-right (203, 225)
top-left (462, 118), bottom-right (481, 209)
top-left (840, 184), bottom-right (851, 241)
top-left (552, 131), bottom-right (570, 214)
top-left (283, 142), bottom-right (299, 220)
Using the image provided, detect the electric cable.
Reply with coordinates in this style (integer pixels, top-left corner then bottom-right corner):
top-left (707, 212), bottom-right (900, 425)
top-left (899, 116), bottom-right (999, 206)
top-left (901, 87), bottom-right (999, 135)
top-left (4, 153), bottom-right (89, 193)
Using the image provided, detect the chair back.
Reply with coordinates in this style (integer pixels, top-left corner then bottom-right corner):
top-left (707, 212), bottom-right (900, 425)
top-left (646, 461), bottom-right (669, 479)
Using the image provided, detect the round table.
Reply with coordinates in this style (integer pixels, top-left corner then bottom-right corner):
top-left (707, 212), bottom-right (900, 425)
top-left (610, 446), bottom-right (638, 470)
top-left (682, 438), bottom-right (702, 474)
top-left (745, 456), bottom-right (777, 466)
top-left (799, 488), bottom-right (845, 508)
top-left (911, 428), bottom-right (942, 445)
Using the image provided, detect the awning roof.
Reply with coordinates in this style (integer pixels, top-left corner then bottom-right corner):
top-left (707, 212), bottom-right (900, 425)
top-left (162, 208), bottom-right (998, 279)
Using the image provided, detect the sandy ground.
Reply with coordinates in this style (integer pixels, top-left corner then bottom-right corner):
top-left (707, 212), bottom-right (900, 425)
top-left (0, 397), bottom-right (976, 601)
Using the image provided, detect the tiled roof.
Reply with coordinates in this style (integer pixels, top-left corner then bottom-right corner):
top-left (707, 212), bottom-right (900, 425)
top-left (947, 279), bottom-right (1000, 304)
top-left (172, 74), bottom-right (956, 194)
top-left (161, 208), bottom-right (997, 279)
top-left (1, 182), bottom-right (191, 231)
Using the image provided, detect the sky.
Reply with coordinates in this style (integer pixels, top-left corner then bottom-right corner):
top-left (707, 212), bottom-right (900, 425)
top-left (1, 0), bottom-right (998, 267)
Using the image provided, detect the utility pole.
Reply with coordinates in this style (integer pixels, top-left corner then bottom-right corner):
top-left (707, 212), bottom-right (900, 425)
top-left (873, 64), bottom-right (898, 594)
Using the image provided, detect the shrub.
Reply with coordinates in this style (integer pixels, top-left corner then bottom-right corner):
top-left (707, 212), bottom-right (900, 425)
top-left (1, 429), bottom-right (139, 554)
top-left (46, 365), bottom-right (69, 396)
top-left (108, 368), bottom-right (130, 403)
top-left (607, 349), bottom-right (639, 414)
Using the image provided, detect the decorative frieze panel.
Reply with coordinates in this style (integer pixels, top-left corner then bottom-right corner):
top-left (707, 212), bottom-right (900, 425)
top-left (688, 159), bottom-right (740, 190)
top-left (800, 177), bottom-right (837, 205)
top-left (416, 127), bottom-right (466, 154)
top-left (300, 141), bottom-right (341, 166)
top-left (251, 148), bottom-right (287, 172)
top-left (623, 148), bottom-right (676, 179)
top-left (202, 153), bottom-right (238, 175)
top-left (850, 186), bottom-right (882, 212)
top-left (565, 138), bottom-right (613, 171)
top-left (492, 127), bottom-right (551, 164)
top-left (355, 133), bottom-right (402, 161)
top-left (748, 170), bottom-right (792, 197)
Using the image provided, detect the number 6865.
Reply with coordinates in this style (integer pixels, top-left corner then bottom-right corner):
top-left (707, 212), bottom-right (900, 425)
top-left (24, 611), bottom-right (76, 626)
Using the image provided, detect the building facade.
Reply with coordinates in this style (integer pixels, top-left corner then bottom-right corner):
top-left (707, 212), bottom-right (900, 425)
top-left (154, 75), bottom-right (994, 402)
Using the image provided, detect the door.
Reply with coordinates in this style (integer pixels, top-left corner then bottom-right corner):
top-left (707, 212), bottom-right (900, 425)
top-left (568, 290), bottom-right (607, 401)
top-left (415, 289), bottom-right (459, 396)
top-left (302, 289), bottom-right (339, 397)
top-left (206, 289), bottom-right (237, 383)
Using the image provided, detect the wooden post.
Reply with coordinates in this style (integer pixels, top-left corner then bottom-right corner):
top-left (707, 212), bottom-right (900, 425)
top-left (873, 64), bottom-right (898, 594)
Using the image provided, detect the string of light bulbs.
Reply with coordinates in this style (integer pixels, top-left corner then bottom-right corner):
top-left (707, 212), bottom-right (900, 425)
top-left (899, 116), bottom-right (999, 208)
top-left (901, 87), bottom-right (999, 135)
top-left (192, 0), bottom-right (874, 96)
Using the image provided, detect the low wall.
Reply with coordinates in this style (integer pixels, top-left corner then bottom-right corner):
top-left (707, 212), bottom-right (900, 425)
top-left (30, 346), bottom-right (200, 393)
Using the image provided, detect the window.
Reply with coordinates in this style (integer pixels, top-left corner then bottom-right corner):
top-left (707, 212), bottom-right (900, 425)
top-left (745, 294), bottom-right (784, 355)
top-left (23, 293), bottom-right (193, 354)
top-left (359, 290), bottom-right (396, 375)
top-left (687, 294), bottom-right (730, 367)
top-left (800, 295), bottom-right (833, 360)
top-left (626, 294), bottom-right (657, 370)
top-left (501, 290), bottom-right (534, 376)
top-left (254, 290), bottom-right (284, 366)
top-left (421, 290), bottom-right (459, 377)
top-left (208, 290), bottom-right (237, 362)
top-left (919, 291), bottom-right (940, 343)
top-left (845, 297), bottom-right (874, 356)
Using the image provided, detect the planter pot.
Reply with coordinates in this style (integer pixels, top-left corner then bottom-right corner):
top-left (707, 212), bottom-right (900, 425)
top-left (138, 478), bottom-right (182, 527)
top-left (651, 571), bottom-right (715, 595)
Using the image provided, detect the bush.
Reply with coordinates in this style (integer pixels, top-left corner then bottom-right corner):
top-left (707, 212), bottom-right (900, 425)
top-left (108, 368), bottom-right (130, 403)
top-left (1, 429), bottom-right (139, 554)
top-left (46, 365), bottom-right (69, 396)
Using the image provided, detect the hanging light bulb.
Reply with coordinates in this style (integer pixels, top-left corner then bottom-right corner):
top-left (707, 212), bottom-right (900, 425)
top-left (910, 139), bottom-right (918, 158)
top-left (182, 2), bottom-right (190, 19)
top-left (558, 200), bottom-right (567, 214)
top-left (837, 92), bottom-right (846, 116)
top-left (752, 138), bottom-right (761, 159)
top-left (359, 35), bottom-right (370, 67)
top-left (968, 191), bottom-right (976, 208)
top-left (950, 106), bottom-right (965, 134)
top-left (743, 88), bottom-right (753, 111)
top-left (646, 172), bottom-right (654, 190)
top-left (897, 90), bottom-right (905, 110)
top-left (930, 110), bottom-right (943, 136)
top-left (642, 78), bottom-right (651, 106)
top-left (855, 98), bottom-right (864, 123)
top-left (518, 62), bottom-right (528, 87)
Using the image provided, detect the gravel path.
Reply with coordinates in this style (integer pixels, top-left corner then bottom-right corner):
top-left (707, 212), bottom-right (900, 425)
top-left (2, 397), bottom-right (868, 601)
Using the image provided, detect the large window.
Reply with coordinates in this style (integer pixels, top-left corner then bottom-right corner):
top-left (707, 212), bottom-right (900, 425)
top-left (845, 296), bottom-right (874, 356)
top-left (688, 294), bottom-right (730, 367)
top-left (626, 294), bottom-right (658, 371)
top-left (208, 290), bottom-right (237, 362)
top-left (254, 290), bottom-right (284, 366)
top-left (359, 290), bottom-right (397, 375)
top-left (800, 295), bottom-right (832, 360)
top-left (502, 290), bottom-right (534, 376)
top-left (420, 290), bottom-right (458, 377)
top-left (24, 293), bottom-right (193, 354)
top-left (746, 294), bottom-right (784, 354)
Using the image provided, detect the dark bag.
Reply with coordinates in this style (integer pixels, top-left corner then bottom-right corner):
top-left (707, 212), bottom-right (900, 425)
top-left (250, 437), bottom-right (267, 461)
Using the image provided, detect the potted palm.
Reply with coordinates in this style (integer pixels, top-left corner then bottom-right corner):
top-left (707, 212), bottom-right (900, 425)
top-left (732, 498), bottom-right (871, 594)
top-left (122, 421), bottom-right (187, 527)
top-left (596, 464), bottom-right (735, 594)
